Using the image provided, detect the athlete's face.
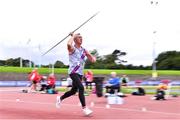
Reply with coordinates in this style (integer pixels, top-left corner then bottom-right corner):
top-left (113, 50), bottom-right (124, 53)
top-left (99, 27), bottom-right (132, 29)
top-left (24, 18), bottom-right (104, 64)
top-left (74, 35), bottom-right (82, 45)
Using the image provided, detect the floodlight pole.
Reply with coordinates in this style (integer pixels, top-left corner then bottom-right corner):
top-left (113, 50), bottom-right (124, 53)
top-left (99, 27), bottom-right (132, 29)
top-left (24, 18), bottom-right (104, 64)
top-left (52, 64), bottom-right (54, 75)
top-left (49, 63), bottom-right (54, 74)
top-left (38, 44), bottom-right (42, 68)
top-left (27, 38), bottom-right (32, 68)
top-left (152, 41), bottom-right (157, 72)
top-left (150, 0), bottom-right (159, 79)
top-left (19, 41), bottom-right (23, 68)
top-left (20, 57), bottom-right (23, 68)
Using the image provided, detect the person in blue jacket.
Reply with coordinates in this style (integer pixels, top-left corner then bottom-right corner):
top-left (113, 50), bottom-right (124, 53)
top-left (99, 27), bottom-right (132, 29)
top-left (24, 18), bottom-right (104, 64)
top-left (105, 72), bottom-right (120, 94)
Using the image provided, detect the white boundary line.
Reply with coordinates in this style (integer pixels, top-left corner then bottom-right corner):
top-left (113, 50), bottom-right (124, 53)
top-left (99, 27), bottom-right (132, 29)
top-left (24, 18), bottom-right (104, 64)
top-left (0, 99), bottom-right (180, 116)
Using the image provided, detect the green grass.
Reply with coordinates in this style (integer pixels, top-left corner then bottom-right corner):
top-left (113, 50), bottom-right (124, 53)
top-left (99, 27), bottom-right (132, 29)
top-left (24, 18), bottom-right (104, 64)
top-left (1, 66), bottom-right (180, 75)
top-left (0, 66), bottom-right (68, 74)
top-left (121, 86), bottom-right (180, 95)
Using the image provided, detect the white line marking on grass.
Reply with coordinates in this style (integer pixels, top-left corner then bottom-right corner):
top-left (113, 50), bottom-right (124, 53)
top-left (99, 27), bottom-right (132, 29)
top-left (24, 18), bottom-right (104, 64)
top-left (0, 99), bottom-right (179, 116)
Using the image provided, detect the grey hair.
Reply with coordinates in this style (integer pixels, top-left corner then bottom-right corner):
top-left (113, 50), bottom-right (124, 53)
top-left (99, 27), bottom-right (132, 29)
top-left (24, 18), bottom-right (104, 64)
top-left (74, 33), bottom-right (81, 41)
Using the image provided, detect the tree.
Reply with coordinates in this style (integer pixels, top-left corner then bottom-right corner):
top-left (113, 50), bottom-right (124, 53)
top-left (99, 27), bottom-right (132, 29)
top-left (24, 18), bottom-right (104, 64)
top-left (85, 49), bottom-right (127, 69)
top-left (0, 60), bottom-right (5, 66)
top-left (3, 57), bottom-right (34, 67)
top-left (5, 58), bottom-right (14, 66)
top-left (100, 49), bottom-right (127, 69)
top-left (54, 60), bottom-right (67, 68)
top-left (156, 51), bottom-right (180, 70)
top-left (112, 49), bottom-right (127, 64)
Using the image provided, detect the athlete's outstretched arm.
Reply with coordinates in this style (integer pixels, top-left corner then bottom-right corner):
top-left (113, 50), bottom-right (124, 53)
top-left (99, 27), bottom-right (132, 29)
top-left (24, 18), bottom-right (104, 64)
top-left (85, 50), bottom-right (96, 63)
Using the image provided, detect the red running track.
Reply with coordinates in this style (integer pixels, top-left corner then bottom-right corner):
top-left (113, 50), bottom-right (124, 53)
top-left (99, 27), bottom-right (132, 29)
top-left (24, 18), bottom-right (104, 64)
top-left (0, 87), bottom-right (180, 119)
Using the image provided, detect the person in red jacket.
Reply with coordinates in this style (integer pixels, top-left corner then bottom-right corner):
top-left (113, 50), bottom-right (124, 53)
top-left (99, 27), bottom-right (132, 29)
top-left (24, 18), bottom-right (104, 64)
top-left (47, 73), bottom-right (56, 89)
top-left (84, 70), bottom-right (94, 90)
top-left (28, 68), bottom-right (41, 92)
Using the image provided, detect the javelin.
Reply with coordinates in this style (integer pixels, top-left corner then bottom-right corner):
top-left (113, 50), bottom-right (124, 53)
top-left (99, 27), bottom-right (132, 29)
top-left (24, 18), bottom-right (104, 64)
top-left (42, 11), bottom-right (100, 56)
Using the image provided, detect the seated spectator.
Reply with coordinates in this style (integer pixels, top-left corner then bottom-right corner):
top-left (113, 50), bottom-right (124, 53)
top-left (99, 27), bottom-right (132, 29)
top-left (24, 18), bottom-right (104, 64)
top-left (28, 68), bottom-right (41, 92)
top-left (153, 83), bottom-right (167, 100)
top-left (47, 73), bottom-right (56, 89)
top-left (132, 86), bottom-right (146, 96)
top-left (84, 70), bottom-right (94, 90)
top-left (105, 72), bottom-right (120, 94)
top-left (39, 76), bottom-right (48, 92)
top-left (121, 74), bottom-right (129, 86)
top-left (47, 73), bottom-right (57, 94)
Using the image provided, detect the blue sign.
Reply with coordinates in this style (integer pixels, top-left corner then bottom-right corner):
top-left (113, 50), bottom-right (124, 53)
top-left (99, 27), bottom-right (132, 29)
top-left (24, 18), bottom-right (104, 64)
top-left (0, 81), bottom-right (62, 87)
top-left (0, 80), bottom-right (179, 87)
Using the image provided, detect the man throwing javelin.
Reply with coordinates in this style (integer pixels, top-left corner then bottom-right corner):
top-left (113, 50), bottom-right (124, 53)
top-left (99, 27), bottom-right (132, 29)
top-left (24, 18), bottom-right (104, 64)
top-left (56, 33), bottom-right (96, 116)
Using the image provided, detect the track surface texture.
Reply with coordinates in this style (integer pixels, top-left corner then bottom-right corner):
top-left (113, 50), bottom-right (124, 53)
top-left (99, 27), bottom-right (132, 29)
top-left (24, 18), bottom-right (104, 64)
top-left (0, 87), bottom-right (180, 120)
